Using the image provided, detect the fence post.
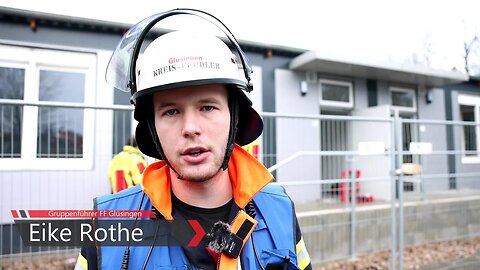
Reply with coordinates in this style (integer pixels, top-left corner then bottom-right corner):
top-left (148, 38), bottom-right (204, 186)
top-left (394, 109), bottom-right (405, 270)
top-left (390, 112), bottom-right (397, 270)
top-left (348, 155), bottom-right (357, 260)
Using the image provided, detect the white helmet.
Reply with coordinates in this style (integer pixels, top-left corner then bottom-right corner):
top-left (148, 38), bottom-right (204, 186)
top-left (134, 31), bottom-right (247, 99)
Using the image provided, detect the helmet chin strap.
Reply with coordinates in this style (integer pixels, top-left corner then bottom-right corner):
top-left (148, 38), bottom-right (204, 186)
top-left (221, 90), bottom-right (239, 170)
top-left (145, 115), bottom-right (185, 179)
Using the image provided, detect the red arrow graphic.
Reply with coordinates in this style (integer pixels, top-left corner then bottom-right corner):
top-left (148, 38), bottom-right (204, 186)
top-left (187, 220), bottom-right (205, 247)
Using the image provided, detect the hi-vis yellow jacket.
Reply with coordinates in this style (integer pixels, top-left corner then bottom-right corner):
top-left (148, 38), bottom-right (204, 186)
top-left (108, 145), bottom-right (147, 194)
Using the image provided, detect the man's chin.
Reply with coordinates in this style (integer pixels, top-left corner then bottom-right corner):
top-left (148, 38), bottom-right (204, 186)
top-left (176, 167), bottom-right (221, 183)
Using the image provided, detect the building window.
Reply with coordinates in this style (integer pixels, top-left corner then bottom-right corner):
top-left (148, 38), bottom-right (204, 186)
top-left (390, 87), bottom-right (417, 113)
top-left (0, 66), bottom-right (25, 158)
top-left (458, 94), bottom-right (480, 163)
top-left (112, 89), bottom-right (134, 156)
top-left (319, 79), bottom-right (353, 109)
top-left (0, 44), bottom-right (96, 170)
top-left (37, 70), bottom-right (86, 158)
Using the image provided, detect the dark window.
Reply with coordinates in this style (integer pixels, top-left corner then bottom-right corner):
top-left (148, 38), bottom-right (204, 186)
top-left (391, 90), bottom-right (414, 108)
top-left (321, 83), bottom-right (350, 103)
top-left (460, 104), bottom-right (477, 156)
top-left (112, 89), bottom-right (132, 155)
top-left (37, 70), bottom-right (85, 158)
top-left (0, 67), bottom-right (25, 158)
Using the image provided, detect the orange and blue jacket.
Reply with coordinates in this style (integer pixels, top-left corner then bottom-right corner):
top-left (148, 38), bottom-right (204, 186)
top-left (77, 145), bottom-right (311, 269)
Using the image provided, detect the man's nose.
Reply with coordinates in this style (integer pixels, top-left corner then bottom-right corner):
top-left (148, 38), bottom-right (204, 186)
top-left (181, 110), bottom-right (201, 137)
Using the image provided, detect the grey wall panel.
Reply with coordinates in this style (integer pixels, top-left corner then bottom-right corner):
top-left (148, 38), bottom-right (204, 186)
top-left (274, 69), bottom-right (321, 202)
top-left (417, 87), bottom-right (449, 192)
top-left (354, 78), bottom-right (368, 110)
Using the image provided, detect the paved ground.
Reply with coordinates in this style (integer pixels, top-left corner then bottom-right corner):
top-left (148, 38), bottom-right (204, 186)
top-left (0, 250), bottom-right (77, 269)
top-left (1, 237), bottom-right (479, 269)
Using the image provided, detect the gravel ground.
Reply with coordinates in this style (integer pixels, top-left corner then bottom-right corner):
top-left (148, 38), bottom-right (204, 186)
top-left (315, 237), bottom-right (480, 270)
top-left (0, 251), bottom-right (78, 270)
top-left (1, 238), bottom-right (479, 269)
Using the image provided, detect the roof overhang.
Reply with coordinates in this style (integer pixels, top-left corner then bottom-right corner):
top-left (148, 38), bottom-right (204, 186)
top-left (289, 50), bottom-right (469, 87)
top-left (0, 6), bottom-right (305, 57)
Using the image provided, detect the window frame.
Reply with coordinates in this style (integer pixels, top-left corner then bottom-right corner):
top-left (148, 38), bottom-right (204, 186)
top-left (0, 61), bottom-right (28, 159)
top-left (318, 79), bottom-right (354, 109)
top-left (389, 86), bottom-right (417, 113)
top-left (0, 44), bottom-right (96, 170)
top-left (458, 94), bottom-right (480, 164)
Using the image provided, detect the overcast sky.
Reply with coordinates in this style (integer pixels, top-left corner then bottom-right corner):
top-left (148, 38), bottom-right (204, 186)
top-left (1, 0), bottom-right (479, 74)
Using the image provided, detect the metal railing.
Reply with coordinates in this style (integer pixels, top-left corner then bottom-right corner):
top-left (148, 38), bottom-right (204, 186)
top-left (1, 99), bottom-right (480, 269)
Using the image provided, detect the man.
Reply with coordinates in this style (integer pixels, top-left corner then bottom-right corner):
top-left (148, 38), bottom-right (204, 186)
top-left (76, 9), bottom-right (311, 270)
top-left (108, 136), bottom-right (147, 193)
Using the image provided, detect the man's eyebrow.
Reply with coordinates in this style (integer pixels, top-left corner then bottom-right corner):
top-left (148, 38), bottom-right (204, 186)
top-left (154, 102), bottom-right (176, 111)
top-left (198, 97), bottom-right (222, 104)
top-left (154, 97), bottom-right (222, 110)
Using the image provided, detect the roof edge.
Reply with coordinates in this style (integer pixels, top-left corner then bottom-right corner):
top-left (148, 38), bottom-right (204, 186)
top-left (290, 50), bottom-right (469, 86)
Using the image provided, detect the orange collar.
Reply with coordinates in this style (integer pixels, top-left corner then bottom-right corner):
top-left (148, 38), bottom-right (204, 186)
top-left (141, 144), bottom-right (273, 220)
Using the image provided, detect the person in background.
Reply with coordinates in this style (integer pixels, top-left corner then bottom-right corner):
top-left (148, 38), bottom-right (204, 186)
top-left (241, 138), bottom-right (260, 160)
top-left (108, 136), bottom-right (147, 193)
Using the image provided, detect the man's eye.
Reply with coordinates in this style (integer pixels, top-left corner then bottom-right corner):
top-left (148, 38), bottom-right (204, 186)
top-left (163, 109), bottom-right (178, 116)
top-left (202, 106), bottom-right (214, 111)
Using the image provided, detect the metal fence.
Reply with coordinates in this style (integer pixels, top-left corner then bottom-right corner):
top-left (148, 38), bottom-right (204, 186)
top-left (260, 111), bottom-right (480, 269)
top-left (1, 99), bottom-right (480, 269)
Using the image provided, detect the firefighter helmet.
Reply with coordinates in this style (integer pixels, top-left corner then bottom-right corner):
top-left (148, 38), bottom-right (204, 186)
top-left (133, 30), bottom-right (262, 162)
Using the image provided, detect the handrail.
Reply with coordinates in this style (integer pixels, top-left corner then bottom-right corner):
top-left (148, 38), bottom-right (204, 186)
top-left (267, 150), bottom-right (480, 173)
top-left (0, 98), bottom-right (133, 111)
top-left (260, 111), bottom-right (392, 122)
top-left (268, 150), bottom-right (358, 172)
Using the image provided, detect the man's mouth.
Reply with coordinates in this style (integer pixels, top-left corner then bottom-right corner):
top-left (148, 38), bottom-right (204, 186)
top-left (182, 147), bottom-right (208, 156)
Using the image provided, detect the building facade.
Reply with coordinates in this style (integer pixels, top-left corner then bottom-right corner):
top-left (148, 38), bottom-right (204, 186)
top-left (1, 7), bottom-right (479, 257)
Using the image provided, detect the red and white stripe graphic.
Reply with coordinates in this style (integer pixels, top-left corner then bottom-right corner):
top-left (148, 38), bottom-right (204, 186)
top-left (11, 210), bottom-right (30, 219)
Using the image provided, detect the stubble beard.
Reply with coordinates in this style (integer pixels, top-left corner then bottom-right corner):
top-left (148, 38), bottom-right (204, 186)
top-left (173, 150), bottom-right (225, 183)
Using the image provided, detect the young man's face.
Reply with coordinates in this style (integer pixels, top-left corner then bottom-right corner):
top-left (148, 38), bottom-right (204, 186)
top-left (153, 84), bottom-right (230, 182)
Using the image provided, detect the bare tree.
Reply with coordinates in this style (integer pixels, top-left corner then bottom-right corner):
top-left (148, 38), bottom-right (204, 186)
top-left (465, 35), bottom-right (480, 76)
top-left (411, 32), bottom-right (434, 67)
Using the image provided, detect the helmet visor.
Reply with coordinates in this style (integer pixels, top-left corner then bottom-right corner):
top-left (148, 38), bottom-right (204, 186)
top-left (105, 13), bottom-right (163, 92)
